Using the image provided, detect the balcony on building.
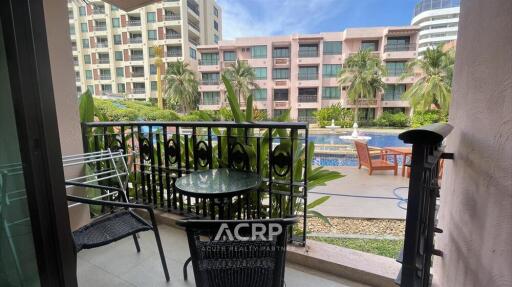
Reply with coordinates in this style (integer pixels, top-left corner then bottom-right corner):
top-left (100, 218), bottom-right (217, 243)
top-left (97, 53), bottom-right (110, 64)
top-left (189, 37), bottom-right (200, 47)
top-left (132, 83), bottom-right (146, 94)
top-left (166, 46), bottom-right (182, 57)
top-left (199, 53), bottom-right (219, 66)
top-left (96, 37), bottom-right (108, 48)
top-left (298, 66), bottom-right (319, 81)
top-left (201, 73), bottom-right (220, 85)
top-left (188, 20), bottom-right (200, 32)
top-left (128, 33), bottom-right (143, 44)
top-left (99, 70), bottom-right (111, 80)
top-left (273, 89), bottom-right (289, 101)
top-left (164, 12), bottom-right (180, 21)
top-left (187, 0), bottom-right (200, 16)
top-left (94, 20), bottom-right (107, 32)
top-left (131, 66), bottom-right (145, 78)
top-left (273, 46), bottom-right (290, 66)
top-left (93, 6), bottom-right (105, 15)
top-left (130, 51), bottom-right (144, 61)
top-left (73, 56), bottom-right (78, 66)
top-left (298, 88), bottom-right (318, 103)
top-left (128, 16), bottom-right (141, 27)
top-left (298, 44), bottom-right (319, 58)
top-left (71, 42), bottom-right (77, 51)
top-left (200, 92), bottom-right (220, 105)
top-left (359, 40), bottom-right (380, 52)
top-left (166, 29), bottom-right (181, 39)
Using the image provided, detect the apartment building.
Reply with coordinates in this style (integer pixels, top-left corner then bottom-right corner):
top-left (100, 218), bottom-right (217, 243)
top-left (197, 26), bottom-right (420, 122)
top-left (412, 0), bottom-right (460, 53)
top-left (68, 0), bottom-right (222, 99)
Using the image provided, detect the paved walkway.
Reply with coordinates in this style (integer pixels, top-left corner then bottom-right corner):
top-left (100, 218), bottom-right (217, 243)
top-left (77, 225), bottom-right (368, 287)
top-left (308, 166), bottom-right (409, 219)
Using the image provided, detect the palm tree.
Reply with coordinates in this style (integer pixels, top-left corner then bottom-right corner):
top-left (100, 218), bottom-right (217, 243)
top-left (164, 60), bottom-right (198, 113)
top-left (337, 49), bottom-right (386, 123)
top-left (153, 45), bottom-right (164, 109)
top-left (401, 46), bottom-right (454, 111)
top-left (222, 59), bottom-right (258, 104)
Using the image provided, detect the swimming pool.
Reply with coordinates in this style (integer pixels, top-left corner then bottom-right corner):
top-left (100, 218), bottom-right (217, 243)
top-left (310, 132), bottom-right (410, 167)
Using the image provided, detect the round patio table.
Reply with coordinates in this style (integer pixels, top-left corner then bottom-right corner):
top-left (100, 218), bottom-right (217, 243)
top-left (175, 168), bottom-right (262, 219)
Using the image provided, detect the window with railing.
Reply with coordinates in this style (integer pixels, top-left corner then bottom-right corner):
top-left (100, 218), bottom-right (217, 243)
top-left (223, 51), bottom-right (236, 61)
top-left (298, 108), bottom-right (317, 123)
top-left (200, 53), bottom-right (219, 65)
top-left (323, 41), bottom-right (342, 55)
top-left (358, 108), bottom-right (376, 122)
top-left (98, 54), bottom-right (109, 64)
top-left (298, 44), bottom-right (319, 57)
top-left (187, 0), bottom-right (200, 15)
top-left (201, 73), bottom-right (220, 85)
top-left (386, 61), bottom-right (407, 77)
top-left (298, 66), bottom-right (318, 80)
top-left (166, 29), bottom-right (180, 39)
top-left (322, 87), bottom-right (341, 99)
top-left (128, 17), bottom-right (141, 26)
top-left (202, 92), bottom-right (220, 105)
top-left (252, 89), bottom-right (267, 101)
top-left (253, 67), bottom-right (267, 80)
top-left (273, 89), bottom-right (289, 101)
top-left (133, 83), bottom-right (145, 94)
top-left (93, 7), bottom-right (105, 14)
top-left (99, 70), bottom-right (111, 80)
top-left (130, 50), bottom-right (143, 60)
top-left (272, 68), bottom-right (289, 80)
top-left (385, 37), bottom-right (412, 52)
top-left (101, 84), bottom-right (112, 94)
top-left (167, 46), bottom-right (182, 57)
top-left (322, 64), bottom-right (341, 78)
top-left (298, 88), bottom-right (318, 102)
top-left (272, 47), bottom-right (290, 58)
top-left (132, 67), bottom-right (145, 77)
top-left (383, 84), bottom-right (406, 100)
top-left (165, 13), bottom-right (180, 21)
top-left (251, 45), bottom-right (267, 59)
top-left (361, 40), bottom-right (379, 51)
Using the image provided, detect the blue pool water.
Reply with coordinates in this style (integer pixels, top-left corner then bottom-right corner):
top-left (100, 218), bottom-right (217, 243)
top-left (311, 132), bottom-right (410, 167)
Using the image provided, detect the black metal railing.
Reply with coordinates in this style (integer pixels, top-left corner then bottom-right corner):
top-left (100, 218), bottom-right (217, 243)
top-left (81, 121), bottom-right (310, 244)
top-left (396, 123), bottom-right (454, 287)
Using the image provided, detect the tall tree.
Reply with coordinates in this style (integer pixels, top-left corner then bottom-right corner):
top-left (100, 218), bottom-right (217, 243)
top-left (401, 46), bottom-right (454, 111)
top-left (164, 60), bottom-right (198, 113)
top-left (153, 45), bottom-right (164, 109)
top-left (222, 59), bottom-right (258, 104)
top-left (337, 49), bottom-right (385, 123)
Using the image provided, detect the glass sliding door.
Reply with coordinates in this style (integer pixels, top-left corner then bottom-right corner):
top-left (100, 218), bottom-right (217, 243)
top-left (0, 22), bottom-right (40, 287)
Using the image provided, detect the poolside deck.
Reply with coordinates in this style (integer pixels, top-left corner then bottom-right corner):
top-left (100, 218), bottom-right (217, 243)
top-left (309, 166), bottom-right (408, 219)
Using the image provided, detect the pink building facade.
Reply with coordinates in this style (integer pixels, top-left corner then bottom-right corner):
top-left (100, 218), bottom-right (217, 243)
top-left (197, 26), bottom-right (419, 122)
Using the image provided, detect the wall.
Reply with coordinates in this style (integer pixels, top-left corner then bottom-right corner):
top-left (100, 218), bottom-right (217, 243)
top-left (43, 0), bottom-right (89, 230)
top-left (435, 0), bottom-right (512, 286)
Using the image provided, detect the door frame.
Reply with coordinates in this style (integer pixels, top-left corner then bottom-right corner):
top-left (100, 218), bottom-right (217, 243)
top-left (1, 0), bottom-right (77, 286)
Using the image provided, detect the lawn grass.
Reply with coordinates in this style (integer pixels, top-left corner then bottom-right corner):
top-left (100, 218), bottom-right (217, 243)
top-left (310, 237), bottom-right (403, 258)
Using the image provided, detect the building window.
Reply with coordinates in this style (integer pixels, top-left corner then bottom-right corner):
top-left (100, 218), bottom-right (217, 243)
top-left (117, 83), bottom-right (125, 93)
top-left (200, 53), bottom-right (219, 65)
top-left (361, 40), bottom-right (379, 51)
top-left (201, 73), bottom-right (220, 85)
top-left (323, 41), bottom-right (342, 55)
top-left (298, 66), bottom-right (318, 80)
top-left (115, 51), bottom-right (123, 61)
top-left (150, 64), bottom-right (157, 75)
top-left (85, 70), bottom-right (92, 80)
top-left (83, 55), bottom-right (91, 64)
top-left (298, 44), bottom-right (319, 57)
top-left (322, 87), bottom-right (341, 99)
top-left (80, 23), bottom-right (88, 32)
top-left (214, 20), bottom-right (218, 31)
top-left (273, 109), bottom-right (287, 118)
top-left (252, 89), bottom-right (267, 101)
top-left (79, 6), bottom-right (86, 16)
top-left (385, 37), bottom-right (411, 52)
top-left (213, 7), bottom-right (219, 17)
top-left (203, 92), bottom-right (220, 105)
top-left (251, 45), bottom-right (267, 59)
top-left (151, 81), bottom-right (157, 91)
top-left (358, 108), bottom-right (375, 122)
top-left (383, 84), bottom-right (406, 101)
top-left (148, 30), bottom-right (157, 41)
top-left (253, 67), bottom-right (267, 80)
top-left (148, 47), bottom-right (156, 58)
top-left (298, 109), bottom-right (317, 123)
top-left (147, 12), bottom-right (156, 23)
top-left (223, 51), bottom-right (236, 61)
top-left (101, 84), bottom-right (112, 94)
top-left (111, 5), bottom-right (119, 11)
top-left (116, 67), bottom-right (124, 77)
top-left (272, 68), bottom-right (289, 80)
top-left (82, 38), bottom-right (89, 48)
top-left (386, 61), bottom-right (406, 77)
top-left (87, 85), bottom-right (94, 93)
top-left (113, 34), bottom-right (122, 45)
top-left (214, 35), bottom-right (219, 44)
top-left (273, 89), bottom-right (288, 101)
top-left (383, 107), bottom-right (406, 114)
top-left (70, 25), bottom-right (75, 35)
top-left (323, 64), bottom-right (341, 78)
top-left (272, 47), bottom-right (290, 58)
top-left (189, 48), bottom-right (196, 59)
top-left (112, 17), bottom-right (120, 28)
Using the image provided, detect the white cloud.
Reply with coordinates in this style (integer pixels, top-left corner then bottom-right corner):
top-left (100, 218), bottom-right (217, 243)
top-left (217, 0), bottom-right (348, 40)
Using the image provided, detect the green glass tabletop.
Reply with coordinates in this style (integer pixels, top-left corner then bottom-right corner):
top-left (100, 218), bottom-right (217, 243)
top-left (175, 168), bottom-right (262, 197)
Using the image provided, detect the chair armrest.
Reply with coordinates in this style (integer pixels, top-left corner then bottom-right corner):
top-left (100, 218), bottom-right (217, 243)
top-left (67, 194), bottom-right (152, 211)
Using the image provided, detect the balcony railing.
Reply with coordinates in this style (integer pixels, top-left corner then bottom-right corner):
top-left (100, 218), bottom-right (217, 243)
top-left (95, 25), bottom-right (107, 31)
top-left (100, 75), bottom-right (111, 80)
top-left (188, 21), bottom-right (200, 31)
top-left (132, 88), bottom-right (146, 94)
top-left (130, 55), bottom-right (144, 60)
top-left (96, 43), bottom-right (108, 48)
top-left (298, 95), bottom-right (318, 103)
top-left (187, 0), bottom-right (200, 15)
top-left (199, 59), bottom-right (218, 66)
top-left (384, 43), bottom-right (416, 52)
top-left (201, 79), bottom-right (219, 85)
top-left (166, 33), bottom-right (181, 39)
top-left (273, 95), bottom-right (289, 101)
top-left (297, 116), bottom-right (316, 123)
top-left (298, 73), bottom-right (318, 80)
top-left (128, 20), bottom-right (141, 26)
top-left (201, 98), bottom-right (220, 105)
top-left (167, 52), bottom-right (182, 57)
top-left (165, 15), bottom-right (180, 21)
top-left (98, 58), bottom-right (109, 64)
top-left (129, 38), bottom-right (143, 44)
top-left (298, 50), bottom-right (319, 58)
top-left (132, 71), bottom-right (145, 77)
top-left (93, 8), bottom-right (105, 15)
top-left (348, 99), bottom-right (378, 106)
top-left (81, 121), bottom-right (310, 244)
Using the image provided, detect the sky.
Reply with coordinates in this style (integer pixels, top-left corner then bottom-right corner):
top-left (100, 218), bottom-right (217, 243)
top-left (216, 0), bottom-right (419, 40)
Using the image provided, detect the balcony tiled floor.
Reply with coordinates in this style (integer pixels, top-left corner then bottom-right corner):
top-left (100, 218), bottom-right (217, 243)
top-left (77, 224), bottom-right (369, 287)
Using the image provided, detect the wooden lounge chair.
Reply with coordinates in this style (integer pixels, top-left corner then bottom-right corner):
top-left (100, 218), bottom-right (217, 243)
top-left (354, 141), bottom-right (398, 175)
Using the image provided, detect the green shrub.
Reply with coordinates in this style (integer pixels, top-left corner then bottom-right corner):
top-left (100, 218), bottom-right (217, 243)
top-left (411, 110), bottom-right (448, 128)
top-left (315, 104), bottom-right (354, 128)
top-left (219, 107), bottom-right (234, 121)
top-left (373, 112), bottom-right (410, 128)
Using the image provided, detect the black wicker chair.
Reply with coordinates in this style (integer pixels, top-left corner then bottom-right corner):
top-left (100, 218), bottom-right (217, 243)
top-left (177, 217), bottom-right (298, 287)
